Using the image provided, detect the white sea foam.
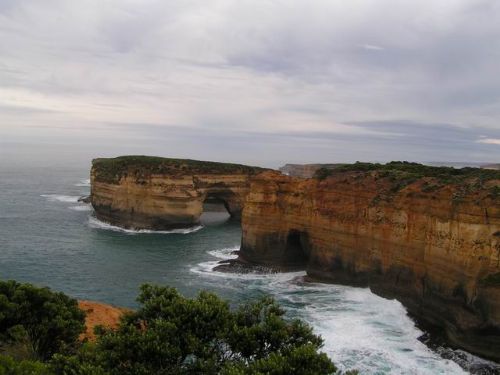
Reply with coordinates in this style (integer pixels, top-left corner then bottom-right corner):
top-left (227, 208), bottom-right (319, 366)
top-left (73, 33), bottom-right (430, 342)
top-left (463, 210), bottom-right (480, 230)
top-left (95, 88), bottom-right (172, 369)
top-left (190, 247), bottom-right (304, 281)
top-left (191, 248), bottom-right (468, 375)
top-left (207, 247), bottom-right (239, 260)
top-left (75, 179), bottom-right (91, 187)
top-left (41, 194), bottom-right (81, 203)
top-left (88, 216), bottom-right (203, 235)
top-left (69, 205), bottom-right (93, 212)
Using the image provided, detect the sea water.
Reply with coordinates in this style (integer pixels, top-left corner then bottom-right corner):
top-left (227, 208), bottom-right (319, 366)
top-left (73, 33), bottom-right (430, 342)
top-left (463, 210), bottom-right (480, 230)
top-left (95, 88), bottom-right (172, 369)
top-left (0, 148), bottom-right (498, 374)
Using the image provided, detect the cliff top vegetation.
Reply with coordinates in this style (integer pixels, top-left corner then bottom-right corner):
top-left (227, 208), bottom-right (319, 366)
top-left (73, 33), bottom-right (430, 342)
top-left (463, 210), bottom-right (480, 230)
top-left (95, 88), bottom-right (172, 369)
top-left (314, 161), bottom-right (500, 185)
top-left (92, 155), bottom-right (268, 184)
top-left (314, 162), bottom-right (500, 201)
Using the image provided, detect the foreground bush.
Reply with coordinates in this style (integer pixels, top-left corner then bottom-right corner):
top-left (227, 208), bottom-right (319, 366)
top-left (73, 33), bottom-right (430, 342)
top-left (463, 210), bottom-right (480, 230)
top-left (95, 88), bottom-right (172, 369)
top-left (0, 355), bottom-right (51, 375)
top-left (0, 280), bottom-right (85, 361)
top-left (54, 285), bottom-right (336, 374)
top-left (1, 281), bottom-right (337, 374)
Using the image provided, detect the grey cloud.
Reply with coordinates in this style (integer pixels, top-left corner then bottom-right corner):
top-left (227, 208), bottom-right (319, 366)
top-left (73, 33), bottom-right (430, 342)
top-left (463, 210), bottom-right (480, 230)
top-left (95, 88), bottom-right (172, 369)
top-left (0, 0), bottom-right (499, 165)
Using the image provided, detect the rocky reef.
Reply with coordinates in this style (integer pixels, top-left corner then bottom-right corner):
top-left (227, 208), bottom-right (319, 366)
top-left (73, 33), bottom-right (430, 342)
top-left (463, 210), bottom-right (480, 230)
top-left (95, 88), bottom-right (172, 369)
top-left (239, 162), bottom-right (500, 361)
top-left (90, 156), bottom-right (266, 230)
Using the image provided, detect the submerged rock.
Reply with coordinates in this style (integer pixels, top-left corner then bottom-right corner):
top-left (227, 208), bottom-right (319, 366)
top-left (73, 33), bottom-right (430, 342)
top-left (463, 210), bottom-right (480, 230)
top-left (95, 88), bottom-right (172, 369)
top-left (78, 195), bottom-right (91, 204)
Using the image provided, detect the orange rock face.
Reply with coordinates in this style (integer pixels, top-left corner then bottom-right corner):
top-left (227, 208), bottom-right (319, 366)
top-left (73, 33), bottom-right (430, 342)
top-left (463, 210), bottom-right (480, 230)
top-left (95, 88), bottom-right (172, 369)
top-left (90, 157), bottom-right (266, 229)
top-left (78, 300), bottom-right (129, 341)
top-left (240, 170), bottom-right (500, 360)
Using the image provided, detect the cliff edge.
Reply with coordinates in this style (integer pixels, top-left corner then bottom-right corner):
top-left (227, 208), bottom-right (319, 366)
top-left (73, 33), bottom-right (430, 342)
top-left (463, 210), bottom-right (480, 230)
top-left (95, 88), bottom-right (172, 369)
top-left (90, 156), bottom-right (267, 230)
top-left (239, 162), bottom-right (500, 361)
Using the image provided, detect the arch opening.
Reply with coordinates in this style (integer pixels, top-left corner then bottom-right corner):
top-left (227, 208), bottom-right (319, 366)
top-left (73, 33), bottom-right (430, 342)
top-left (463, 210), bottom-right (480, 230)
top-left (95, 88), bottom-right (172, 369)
top-left (200, 195), bottom-right (231, 225)
top-left (284, 230), bottom-right (310, 266)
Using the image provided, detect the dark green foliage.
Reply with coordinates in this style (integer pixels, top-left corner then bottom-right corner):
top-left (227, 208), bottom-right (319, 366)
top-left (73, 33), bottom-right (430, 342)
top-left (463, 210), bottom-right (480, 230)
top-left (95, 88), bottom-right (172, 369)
top-left (490, 186), bottom-right (500, 199)
top-left (54, 284), bottom-right (336, 375)
top-left (0, 281), bottom-right (85, 361)
top-left (0, 282), bottom-right (338, 374)
top-left (0, 355), bottom-right (51, 374)
top-left (313, 161), bottom-right (500, 193)
top-left (479, 272), bottom-right (500, 287)
top-left (92, 156), bottom-right (267, 184)
top-left (334, 161), bottom-right (500, 180)
top-left (314, 167), bottom-right (332, 181)
top-left (220, 344), bottom-right (334, 375)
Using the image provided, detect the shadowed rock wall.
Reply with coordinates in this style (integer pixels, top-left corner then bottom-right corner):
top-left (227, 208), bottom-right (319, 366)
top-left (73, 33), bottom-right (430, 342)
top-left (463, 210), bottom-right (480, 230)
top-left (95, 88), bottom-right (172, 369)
top-left (240, 169), bottom-right (500, 361)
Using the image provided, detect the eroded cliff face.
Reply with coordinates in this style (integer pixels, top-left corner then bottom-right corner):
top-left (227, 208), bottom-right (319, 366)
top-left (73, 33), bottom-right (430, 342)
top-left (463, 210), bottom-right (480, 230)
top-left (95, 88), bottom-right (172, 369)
top-left (240, 170), bottom-right (500, 360)
top-left (279, 163), bottom-right (341, 178)
top-left (91, 156), bottom-right (266, 229)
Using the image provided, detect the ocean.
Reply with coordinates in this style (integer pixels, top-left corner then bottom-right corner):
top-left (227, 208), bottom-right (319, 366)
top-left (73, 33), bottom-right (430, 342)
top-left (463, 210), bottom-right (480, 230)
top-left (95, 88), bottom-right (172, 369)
top-left (0, 144), bottom-right (497, 374)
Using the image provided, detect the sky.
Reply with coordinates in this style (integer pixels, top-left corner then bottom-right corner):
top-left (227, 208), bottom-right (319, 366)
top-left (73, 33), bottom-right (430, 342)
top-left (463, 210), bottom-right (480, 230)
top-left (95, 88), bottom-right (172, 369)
top-left (0, 0), bottom-right (500, 168)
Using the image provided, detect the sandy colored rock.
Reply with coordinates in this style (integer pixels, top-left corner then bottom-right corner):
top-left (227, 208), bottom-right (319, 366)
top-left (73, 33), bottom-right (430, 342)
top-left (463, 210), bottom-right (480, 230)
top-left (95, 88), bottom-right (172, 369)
top-left (90, 156), bottom-right (267, 230)
top-left (239, 170), bottom-right (500, 361)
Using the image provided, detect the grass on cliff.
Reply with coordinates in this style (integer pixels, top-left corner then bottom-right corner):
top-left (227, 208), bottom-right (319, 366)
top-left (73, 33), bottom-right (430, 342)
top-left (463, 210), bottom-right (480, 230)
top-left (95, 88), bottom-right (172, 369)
top-left (314, 161), bottom-right (500, 186)
top-left (92, 155), bottom-right (267, 184)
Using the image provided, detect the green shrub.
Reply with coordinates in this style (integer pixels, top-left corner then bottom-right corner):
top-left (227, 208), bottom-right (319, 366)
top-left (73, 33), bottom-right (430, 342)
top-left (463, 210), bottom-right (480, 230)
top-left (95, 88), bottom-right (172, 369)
top-left (92, 156), bottom-right (267, 184)
top-left (314, 167), bottom-right (333, 180)
top-left (0, 281), bottom-right (85, 361)
top-left (490, 186), bottom-right (500, 199)
top-left (313, 161), bottom-right (500, 192)
top-left (0, 355), bottom-right (51, 375)
top-left (55, 284), bottom-right (336, 375)
top-left (0, 282), bottom-right (339, 374)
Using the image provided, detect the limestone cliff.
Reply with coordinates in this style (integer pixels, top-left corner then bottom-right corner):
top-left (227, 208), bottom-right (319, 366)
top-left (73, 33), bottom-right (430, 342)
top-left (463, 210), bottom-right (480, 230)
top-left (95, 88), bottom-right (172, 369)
top-left (90, 156), bottom-right (266, 230)
top-left (483, 163), bottom-right (500, 170)
top-left (239, 163), bottom-right (500, 361)
top-left (279, 163), bottom-right (341, 178)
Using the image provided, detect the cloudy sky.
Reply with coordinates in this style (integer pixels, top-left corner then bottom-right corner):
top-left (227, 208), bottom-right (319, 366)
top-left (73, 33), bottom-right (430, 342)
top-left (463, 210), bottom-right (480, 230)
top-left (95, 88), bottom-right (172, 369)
top-left (1, 0), bottom-right (500, 167)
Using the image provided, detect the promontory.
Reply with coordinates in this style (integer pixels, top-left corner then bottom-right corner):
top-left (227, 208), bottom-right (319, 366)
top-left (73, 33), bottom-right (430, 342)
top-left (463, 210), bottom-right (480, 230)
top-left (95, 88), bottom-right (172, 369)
top-left (89, 157), bottom-right (500, 361)
top-left (90, 156), bottom-right (266, 230)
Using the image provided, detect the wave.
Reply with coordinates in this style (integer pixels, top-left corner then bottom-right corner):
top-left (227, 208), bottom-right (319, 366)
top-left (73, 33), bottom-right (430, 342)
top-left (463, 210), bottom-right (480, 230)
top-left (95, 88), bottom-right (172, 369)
top-left (41, 194), bottom-right (81, 203)
top-left (190, 247), bottom-right (304, 281)
top-left (88, 216), bottom-right (203, 235)
top-left (69, 205), bottom-right (93, 212)
top-left (75, 179), bottom-right (91, 187)
top-left (191, 248), bottom-right (469, 375)
top-left (207, 247), bottom-right (239, 260)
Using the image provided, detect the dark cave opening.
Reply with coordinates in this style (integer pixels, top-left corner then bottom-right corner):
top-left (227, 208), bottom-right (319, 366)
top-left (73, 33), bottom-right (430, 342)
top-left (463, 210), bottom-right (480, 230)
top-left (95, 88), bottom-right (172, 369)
top-left (284, 230), bottom-right (310, 266)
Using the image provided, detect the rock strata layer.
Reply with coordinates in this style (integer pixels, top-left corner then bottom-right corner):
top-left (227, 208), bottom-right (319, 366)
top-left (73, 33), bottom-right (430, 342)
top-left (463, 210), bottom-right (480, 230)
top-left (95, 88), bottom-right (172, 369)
top-left (239, 166), bottom-right (500, 361)
top-left (90, 156), bottom-right (266, 229)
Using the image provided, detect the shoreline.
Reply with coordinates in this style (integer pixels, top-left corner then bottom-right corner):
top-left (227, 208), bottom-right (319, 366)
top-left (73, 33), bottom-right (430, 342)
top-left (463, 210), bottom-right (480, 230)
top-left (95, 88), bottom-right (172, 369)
top-left (211, 259), bottom-right (500, 373)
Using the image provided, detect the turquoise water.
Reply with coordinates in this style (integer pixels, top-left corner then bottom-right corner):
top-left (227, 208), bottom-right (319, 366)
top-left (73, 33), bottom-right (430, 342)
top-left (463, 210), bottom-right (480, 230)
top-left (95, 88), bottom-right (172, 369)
top-left (0, 148), bottom-right (496, 374)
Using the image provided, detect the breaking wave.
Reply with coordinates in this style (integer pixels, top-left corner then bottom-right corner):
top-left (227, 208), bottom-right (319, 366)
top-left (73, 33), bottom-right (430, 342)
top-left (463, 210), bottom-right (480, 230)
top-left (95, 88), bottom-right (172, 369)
top-left (75, 179), bottom-right (91, 187)
top-left (88, 216), bottom-right (203, 235)
top-left (190, 247), bottom-right (483, 374)
top-left (41, 194), bottom-right (81, 203)
top-left (69, 205), bottom-right (93, 212)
